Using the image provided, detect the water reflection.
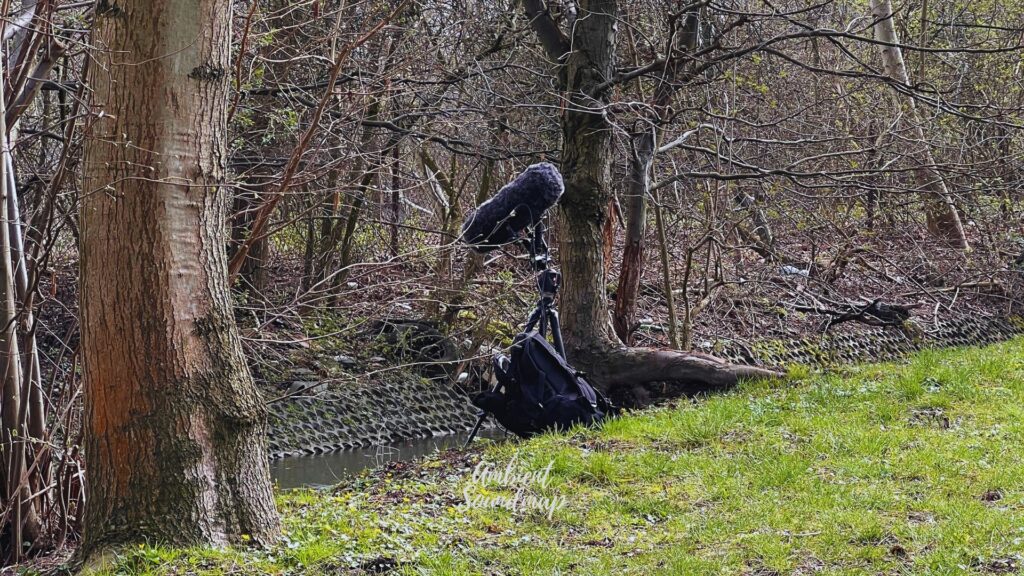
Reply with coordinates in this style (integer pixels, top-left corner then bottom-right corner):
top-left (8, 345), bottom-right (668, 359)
top-left (270, 427), bottom-right (507, 490)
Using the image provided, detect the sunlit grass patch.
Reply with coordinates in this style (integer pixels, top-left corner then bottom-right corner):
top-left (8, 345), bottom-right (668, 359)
top-left (100, 338), bottom-right (1024, 575)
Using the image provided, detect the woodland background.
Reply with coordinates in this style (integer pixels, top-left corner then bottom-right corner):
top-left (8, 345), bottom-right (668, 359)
top-left (0, 0), bottom-right (1022, 563)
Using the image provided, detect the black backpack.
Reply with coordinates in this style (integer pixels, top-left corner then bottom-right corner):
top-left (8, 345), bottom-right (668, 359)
top-left (472, 331), bottom-right (616, 438)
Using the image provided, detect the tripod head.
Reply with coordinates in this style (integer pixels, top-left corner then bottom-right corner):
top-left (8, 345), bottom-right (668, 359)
top-left (537, 268), bottom-right (560, 301)
top-left (516, 219), bottom-right (566, 356)
top-left (520, 220), bottom-right (560, 303)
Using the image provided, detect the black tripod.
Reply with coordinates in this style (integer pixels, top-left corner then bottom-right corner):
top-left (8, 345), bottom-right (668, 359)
top-left (464, 220), bottom-right (563, 446)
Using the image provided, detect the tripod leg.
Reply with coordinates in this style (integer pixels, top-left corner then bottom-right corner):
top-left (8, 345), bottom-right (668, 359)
top-left (548, 309), bottom-right (566, 358)
top-left (524, 303), bottom-right (543, 333)
top-left (465, 368), bottom-right (506, 448)
top-left (464, 412), bottom-right (487, 448)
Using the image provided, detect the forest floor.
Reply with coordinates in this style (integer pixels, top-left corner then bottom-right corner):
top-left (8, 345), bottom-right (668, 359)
top-left (74, 339), bottom-right (1024, 575)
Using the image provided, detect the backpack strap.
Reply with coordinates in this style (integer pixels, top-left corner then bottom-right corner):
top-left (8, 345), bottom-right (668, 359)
top-left (492, 354), bottom-right (514, 390)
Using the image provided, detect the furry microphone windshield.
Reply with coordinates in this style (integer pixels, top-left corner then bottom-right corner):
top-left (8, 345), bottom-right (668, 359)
top-left (460, 162), bottom-right (564, 253)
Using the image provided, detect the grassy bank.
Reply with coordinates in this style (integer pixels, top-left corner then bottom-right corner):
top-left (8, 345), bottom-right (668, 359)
top-left (98, 339), bottom-right (1024, 575)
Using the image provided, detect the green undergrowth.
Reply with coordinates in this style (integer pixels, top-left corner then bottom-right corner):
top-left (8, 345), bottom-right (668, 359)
top-left (92, 339), bottom-right (1024, 575)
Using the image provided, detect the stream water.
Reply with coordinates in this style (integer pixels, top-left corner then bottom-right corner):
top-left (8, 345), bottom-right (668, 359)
top-left (270, 427), bottom-right (507, 490)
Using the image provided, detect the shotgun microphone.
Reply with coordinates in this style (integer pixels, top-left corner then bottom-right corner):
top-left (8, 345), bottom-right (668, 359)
top-left (460, 162), bottom-right (564, 253)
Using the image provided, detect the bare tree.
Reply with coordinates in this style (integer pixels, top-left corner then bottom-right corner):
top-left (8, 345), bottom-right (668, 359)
top-left (523, 0), bottom-right (779, 393)
top-left (870, 0), bottom-right (969, 249)
top-left (613, 9), bottom-right (700, 345)
top-left (79, 0), bottom-right (280, 558)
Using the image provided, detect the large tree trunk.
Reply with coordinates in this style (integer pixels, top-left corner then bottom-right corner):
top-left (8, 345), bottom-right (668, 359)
top-left (557, 0), bottom-right (618, 359)
top-left (870, 0), bottom-right (969, 249)
top-left (527, 0), bottom-right (779, 392)
top-left (79, 0), bottom-right (280, 558)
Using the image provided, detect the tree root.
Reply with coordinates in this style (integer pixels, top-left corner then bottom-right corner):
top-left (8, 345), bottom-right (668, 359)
top-left (577, 344), bottom-right (783, 400)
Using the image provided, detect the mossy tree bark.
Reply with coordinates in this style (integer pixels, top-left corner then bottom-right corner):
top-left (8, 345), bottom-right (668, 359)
top-left (79, 0), bottom-right (280, 558)
top-left (525, 0), bottom-right (780, 393)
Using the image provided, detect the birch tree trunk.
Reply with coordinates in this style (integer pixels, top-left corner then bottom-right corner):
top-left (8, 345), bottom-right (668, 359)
top-left (0, 49), bottom-right (44, 562)
top-left (0, 128), bottom-right (31, 560)
top-left (870, 0), bottom-right (969, 249)
top-left (80, 0), bottom-right (280, 557)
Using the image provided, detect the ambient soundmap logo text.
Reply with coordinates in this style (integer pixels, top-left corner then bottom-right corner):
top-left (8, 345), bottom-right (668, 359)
top-left (460, 457), bottom-right (567, 520)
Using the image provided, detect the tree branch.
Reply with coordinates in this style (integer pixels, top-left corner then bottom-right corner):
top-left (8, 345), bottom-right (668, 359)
top-left (522, 0), bottom-right (569, 62)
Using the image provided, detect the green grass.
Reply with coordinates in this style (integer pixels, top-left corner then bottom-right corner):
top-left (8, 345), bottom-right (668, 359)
top-left (97, 339), bottom-right (1024, 575)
